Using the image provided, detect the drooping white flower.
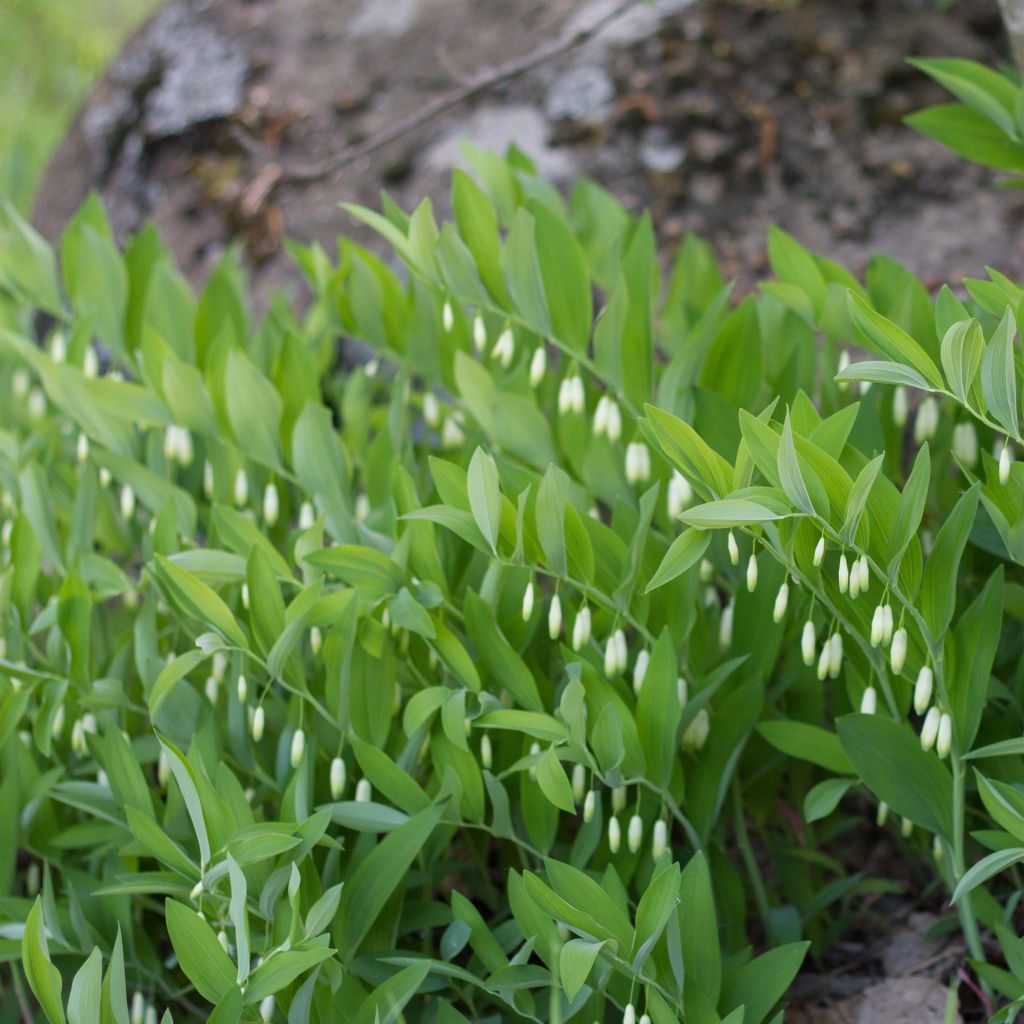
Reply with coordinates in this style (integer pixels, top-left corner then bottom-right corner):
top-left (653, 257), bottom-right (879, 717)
top-left (1000, 443), bottom-right (1013, 485)
top-left (593, 395), bottom-right (611, 437)
top-left (828, 632), bottom-right (843, 678)
top-left (76, 432), bottom-right (89, 464)
top-left (699, 558), bottom-right (714, 582)
top-left (608, 815), bottom-right (621, 853)
top-left (548, 594), bottom-right (562, 639)
top-left (677, 676), bottom-right (688, 706)
top-left (217, 929), bottom-right (230, 954)
top-left (870, 605), bottom-right (884, 648)
top-left (936, 713), bottom-right (952, 759)
top-left (682, 708), bottom-right (710, 751)
top-left (583, 790), bottom-right (597, 822)
top-left (251, 706), bottom-right (265, 741)
top-left (772, 582), bottom-right (788, 622)
top-left (259, 995), bottom-right (275, 1023)
top-left (203, 460), bottom-right (214, 500)
top-left (746, 554), bottom-right (758, 593)
top-left (913, 666), bottom-right (934, 716)
top-left (860, 686), bottom-right (877, 715)
top-left (233, 468), bottom-right (249, 507)
top-left (836, 350), bottom-right (851, 390)
top-left (802, 621), bottom-right (816, 667)
top-left (236, 675), bottom-right (248, 702)
top-left (241, 582), bottom-right (250, 611)
top-left (492, 327), bottom-right (515, 367)
top-left (837, 554), bottom-right (849, 594)
top-left (625, 442), bottom-right (651, 484)
top-left (330, 756), bottom-right (346, 799)
top-left (892, 386), bottom-right (908, 428)
top-left (572, 605), bottom-right (592, 651)
top-left (951, 422), bottom-right (978, 466)
top-left (157, 749), bottom-right (171, 787)
top-left (290, 729), bottom-right (305, 767)
top-left (612, 786), bottom-right (627, 813)
top-left (623, 1005), bottom-right (636, 1024)
top-left (719, 599), bottom-right (734, 649)
top-left (882, 604), bottom-right (894, 645)
top-left (571, 763), bottom-right (586, 802)
top-left (651, 819), bottom-right (668, 860)
top-left (667, 471), bottom-right (693, 518)
top-left (423, 392), bottom-right (441, 428)
top-left (633, 650), bottom-right (650, 695)
top-left (298, 501), bottom-right (315, 530)
top-left (120, 485), bottom-right (136, 520)
top-left (472, 315), bottom-right (487, 353)
top-left (876, 801), bottom-right (888, 827)
top-left (901, 817), bottom-right (914, 838)
top-left (441, 415), bottom-right (466, 449)
top-left (605, 400), bottom-right (622, 442)
top-left (920, 706), bottom-right (940, 752)
top-left (131, 991), bottom-right (146, 1024)
top-left (355, 778), bottom-right (372, 803)
top-left (813, 535), bottom-right (825, 567)
top-left (570, 375), bottom-right (585, 413)
top-left (627, 814), bottom-right (643, 853)
top-left (727, 530), bottom-right (739, 566)
top-left (890, 628), bottom-right (907, 675)
top-left (858, 556), bottom-right (870, 593)
top-left (522, 581), bottom-right (535, 621)
top-left (50, 332), bottom-right (67, 363)
top-left (914, 396), bottom-right (939, 444)
top-left (442, 300), bottom-right (454, 333)
top-left (310, 626), bottom-right (322, 655)
top-left (263, 483), bottom-right (280, 526)
top-left (11, 369), bottom-right (29, 398)
top-left (27, 387), bottom-right (46, 421)
top-left (480, 734), bottom-right (493, 769)
top-left (529, 346), bottom-right (547, 387)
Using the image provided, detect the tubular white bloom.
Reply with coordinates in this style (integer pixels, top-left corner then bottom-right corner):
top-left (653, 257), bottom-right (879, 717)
top-left (27, 387), bottom-right (46, 420)
top-left (298, 501), bottom-right (315, 530)
top-left (876, 801), bottom-right (889, 827)
top-left (176, 427), bottom-right (194, 467)
top-left (936, 713), bottom-right (952, 759)
top-left (217, 929), bottom-right (230, 954)
top-left (828, 633), bottom-right (843, 679)
top-left (772, 582), bottom-right (788, 622)
top-left (12, 368), bottom-right (29, 398)
top-left (858, 556), bottom-right (870, 593)
top-left (529, 346), bottom-right (547, 387)
top-left (849, 559), bottom-right (861, 600)
top-left (76, 432), bottom-right (89, 464)
top-left (870, 605), bottom-right (884, 648)
top-left (442, 300), bottom-right (454, 333)
top-left (859, 686), bottom-right (877, 715)
top-left (157, 749), bottom-right (171, 787)
top-left (813, 535), bottom-right (825, 567)
top-left (203, 460), bottom-right (214, 499)
top-left (682, 708), bottom-right (710, 751)
top-left (593, 395), bottom-right (611, 437)
top-left (699, 558), bottom-right (714, 582)
top-left (241, 583), bottom-right (250, 611)
top-left (557, 378), bottom-right (571, 415)
top-left (604, 632), bottom-right (620, 677)
top-left (719, 599), bottom-right (734, 649)
top-left (746, 553), bottom-right (758, 593)
top-left (251, 706), bottom-right (265, 741)
top-left (623, 1004), bottom-right (636, 1024)
top-left (892, 386), bottom-right (908, 427)
top-left (492, 327), bottom-right (515, 367)
top-left (132, 991), bottom-right (146, 1024)
top-left (952, 422), bottom-right (978, 466)
top-left (120, 485), bottom-right (136, 520)
top-left (290, 729), bottom-right (305, 767)
top-left (330, 756), bottom-right (346, 799)
top-left (1000, 443), bottom-right (1013, 485)
top-left (572, 605), bottom-right (591, 651)
top-left (422, 392), bottom-right (441, 428)
top-left (914, 396), bottom-right (939, 443)
top-left (817, 643), bottom-right (831, 681)
top-left (667, 471), bottom-right (692, 518)
top-left (190, 879), bottom-right (203, 900)
top-left (627, 814), bottom-right (643, 853)
top-left (259, 995), bottom-right (275, 1023)
top-left (212, 651), bottom-right (228, 682)
top-left (569, 764), bottom-right (586, 803)
top-left (237, 675), bottom-right (248, 702)
top-left (914, 666), bottom-right (934, 716)
top-left (616, 630), bottom-right (628, 672)
top-left (583, 790), bottom-right (596, 822)
top-left (472, 315), bottom-right (487, 352)
top-left (838, 554), bottom-right (849, 593)
top-left (612, 785), bottom-right (627, 813)
top-left (920, 706), bottom-right (941, 751)
top-left (164, 425), bottom-right (180, 461)
top-left (310, 626), bottom-right (323, 655)
top-left (639, 1015), bottom-right (652, 1024)
top-left (631, 650), bottom-right (650, 695)
top-left (571, 375), bottom-right (585, 413)
top-left (802, 620), bottom-right (816, 667)
top-left (441, 416), bottom-right (466, 449)
top-left (890, 628), bottom-right (907, 675)
top-left (50, 703), bottom-right (65, 738)
top-left (932, 834), bottom-right (943, 862)
top-left (355, 778), bottom-right (372, 803)
top-left (522, 581), bottom-right (535, 621)
top-left (233, 468), bottom-right (249, 507)
top-left (50, 332), bottom-right (67, 363)
top-left (205, 675), bottom-right (219, 704)
top-left (99, 466), bottom-right (112, 488)
top-left (836, 350), bottom-right (851, 390)
top-left (548, 595), bottom-right (562, 639)
top-left (652, 819), bottom-right (668, 860)
top-left (480, 734), bottom-right (493, 770)
top-left (606, 400), bottom-right (622, 442)
top-left (677, 676), bottom-right (688, 706)
top-left (608, 815), bottom-right (621, 854)
top-left (727, 530), bottom-right (740, 565)
top-left (144, 1006), bottom-right (158, 1024)
top-left (882, 604), bottom-right (894, 645)
top-left (263, 483), bottom-right (280, 526)
top-left (901, 817), bottom-right (913, 838)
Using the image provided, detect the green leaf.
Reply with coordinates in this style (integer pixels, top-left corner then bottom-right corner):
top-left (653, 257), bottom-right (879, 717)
top-left (467, 447), bottom-right (501, 553)
top-left (22, 898), bottom-right (66, 1024)
top-left (305, 545), bottom-right (403, 598)
top-left (888, 444), bottom-right (930, 574)
top-left (847, 291), bottom-right (944, 389)
top-left (920, 484), bottom-right (980, 637)
top-left (951, 848), bottom-right (1024, 905)
top-left (940, 319), bottom-right (984, 405)
top-left (679, 852), bottom-right (721, 1005)
top-left (530, 199), bottom-right (592, 353)
top-left (149, 650), bottom-right (207, 718)
top-left (153, 555), bottom-right (248, 649)
top-left (841, 454), bottom-right (883, 547)
top-left (646, 528), bottom-right (710, 592)
top-left (777, 414), bottom-right (813, 514)
top-left (243, 947), bottom-right (336, 1005)
top-left (757, 721), bottom-right (854, 775)
top-left (558, 939), bottom-right (605, 1001)
top-left (535, 748), bottom-right (576, 814)
top-left (165, 899), bottom-right (236, 1004)
top-left (836, 360), bottom-right (934, 390)
top-left (720, 942), bottom-right (810, 1024)
top-left (68, 947), bottom-right (102, 1024)
top-left (679, 499), bottom-right (787, 529)
top-left (635, 628), bottom-right (683, 787)
top-left (803, 778), bottom-right (852, 823)
top-left (645, 404), bottom-right (733, 498)
top-left (837, 714), bottom-right (953, 838)
top-left (908, 58), bottom-right (1020, 137)
top-left (981, 307), bottom-right (1019, 437)
top-left (631, 863), bottom-right (680, 970)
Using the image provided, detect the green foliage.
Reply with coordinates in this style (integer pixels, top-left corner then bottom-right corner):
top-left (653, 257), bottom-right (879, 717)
top-left (0, 143), bottom-right (1022, 1023)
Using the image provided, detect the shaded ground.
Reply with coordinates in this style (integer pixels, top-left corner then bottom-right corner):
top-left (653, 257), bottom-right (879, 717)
top-left (35, 0), bottom-right (1023, 304)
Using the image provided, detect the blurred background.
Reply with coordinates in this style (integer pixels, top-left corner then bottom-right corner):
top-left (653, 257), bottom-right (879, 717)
top-left (3, 0), bottom-right (1022, 299)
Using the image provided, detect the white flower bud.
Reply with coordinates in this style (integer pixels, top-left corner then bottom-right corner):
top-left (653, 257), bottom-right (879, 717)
top-left (890, 628), bottom-right (907, 675)
top-left (263, 483), bottom-right (280, 526)
top-left (99, 466), bottom-right (112, 488)
top-left (12, 369), bottom-right (29, 398)
top-left (50, 333), bottom-right (67, 363)
top-left (480, 734), bottom-right (493, 770)
top-left (612, 786), bottom-right (627, 814)
top-left (882, 604), bottom-right (893, 645)
top-left (920, 706), bottom-right (940, 751)
top-left (772, 582), bottom-right (788, 622)
top-left (529, 346), bottom-right (547, 387)
top-left (583, 790), bottom-right (596, 822)
top-left (251, 706), bottom-right (265, 741)
top-left (241, 583), bottom-right (250, 610)
top-left (217, 930), bottom-right (230, 954)
top-left (260, 995), bottom-right (275, 1023)
top-left (633, 650), bottom-right (650, 695)
top-left (627, 814), bottom-right (643, 853)
top-left (297, 501), bottom-right (315, 530)
top-left (608, 815), bottom-right (621, 854)
top-left (677, 676), bottom-right (688, 706)
top-left (157, 749), bottom-right (170, 786)
top-left (120, 485), bottom-right (136, 520)
top-left (236, 675), bottom-right (248, 702)
top-left (50, 704), bottom-right (65, 738)
top-left (593, 395), bottom-right (610, 437)
top-left (441, 415), bottom-right (465, 449)
top-left (422, 392), bottom-right (441, 429)
top-left (572, 605), bottom-right (591, 651)
top-left (719, 599), bottom-right (734, 649)
top-left (492, 327), bottom-right (515, 367)
top-left (651, 819), bottom-right (668, 860)
top-left (667, 471), bottom-right (692, 518)
top-left (571, 763), bottom-right (586, 802)
top-left (876, 801), bottom-right (888, 827)
top-left (682, 708), bottom-right (710, 751)
top-left (801, 620), bottom-right (816, 667)
top-left (522, 581), bottom-right (535, 621)
top-left (913, 666), bottom-right (934, 716)
top-left (849, 560), bottom-right (862, 600)
top-left (442, 300), bottom-right (454, 333)
top-left (952, 422), bottom-right (978, 467)
top-left (355, 778), bottom-right (371, 803)
top-left (548, 595), bottom-right (562, 639)
top-left (131, 992), bottom-right (146, 1024)
top-left (639, 1015), bottom-right (652, 1024)
top-left (892, 386), bottom-right (908, 427)
top-left (1000, 443), bottom-right (1013, 485)
top-left (837, 350), bottom-right (851, 390)
top-left (233, 468), bottom-right (249, 507)
top-left (828, 633), bottom-right (843, 678)
top-left (308, 626), bottom-right (322, 656)
top-left (290, 729), bottom-right (305, 768)
top-left (699, 558), bottom-right (714, 582)
top-left (606, 400), bottom-right (622, 442)
top-left (813, 535), bottom-right (825, 567)
top-left (817, 642), bottom-right (830, 680)
top-left (76, 432), bottom-right (89, 464)
top-left (203, 460), bottom-right (214, 500)
top-left (604, 631), bottom-right (621, 677)
top-left (914, 397), bottom-right (939, 444)
top-left (901, 817), bottom-right (914, 838)
top-left (727, 530), bottom-right (739, 565)
top-left (330, 756), bottom-right (346, 799)
top-left (859, 686), bottom-right (877, 715)
top-left (571, 375), bottom-right (585, 413)
top-left (937, 713), bottom-right (952, 759)
top-left (557, 378), bottom-right (571, 415)
top-left (176, 427), bottom-right (194, 467)
top-left (190, 879), bottom-right (203, 900)
top-left (838, 554), bottom-right (849, 593)
top-left (472, 315), bottom-right (487, 353)
top-left (623, 1005), bottom-right (636, 1024)
top-left (858, 556), bottom-right (870, 593)
top-left (746, 554), bottom-right (758, 593)
top-left (27, 387), bottom-right (46, 420)
top-left (625, 442), bottom-right (650, 484)
top-left (870, 605), bottom-right (884, 648)
top-left (933, 835), bottom-right (944, 862)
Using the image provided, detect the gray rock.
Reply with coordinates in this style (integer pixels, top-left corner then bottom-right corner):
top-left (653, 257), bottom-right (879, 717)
top-left (545, 64), bottom-right (615, 122)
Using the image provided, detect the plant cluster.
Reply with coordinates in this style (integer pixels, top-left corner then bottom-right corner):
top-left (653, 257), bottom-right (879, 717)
top-left (0, 128), bottom-right (1022, 1024)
